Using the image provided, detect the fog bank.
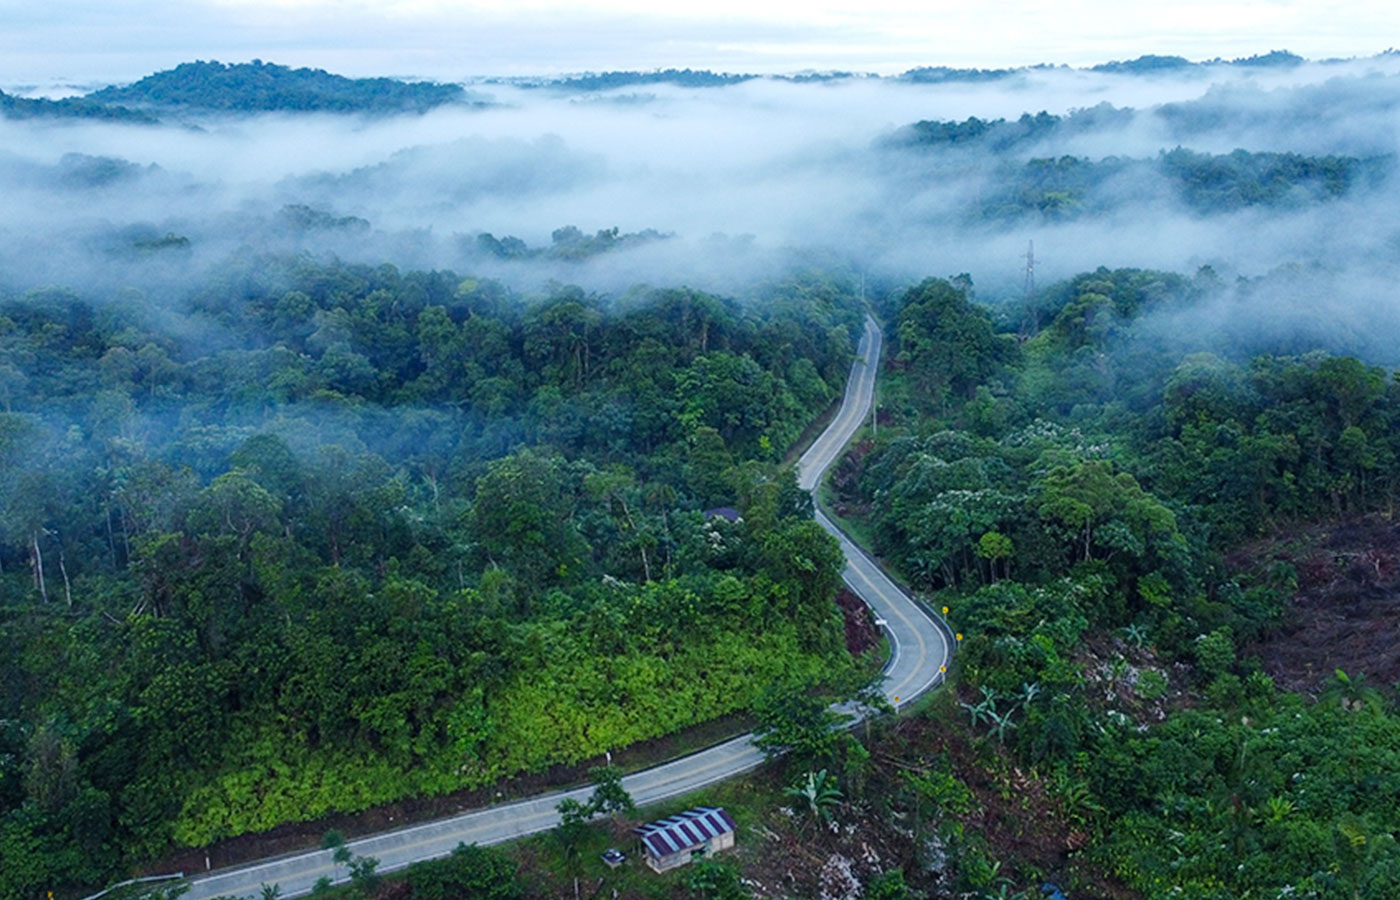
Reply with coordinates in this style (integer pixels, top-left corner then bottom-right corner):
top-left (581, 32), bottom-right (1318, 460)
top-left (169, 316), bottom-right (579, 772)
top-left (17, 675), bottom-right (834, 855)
top-left (4, 55), bottom-right (1400, 362)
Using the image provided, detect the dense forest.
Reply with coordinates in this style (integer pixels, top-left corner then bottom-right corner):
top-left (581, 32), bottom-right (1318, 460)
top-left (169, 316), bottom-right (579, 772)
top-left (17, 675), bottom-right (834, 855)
top-left (0, 256), bottom-right (867, 897)
top-left (976, 148), bottom-right (1388, 220)
top-left (84, 61), bottom-right (472, 114)
top-left (7, 46), bottom-right (1400, 900)
top-left (392, 264), bottom-right (1400, 900)
top-left (4, 50), bottom-right (1369, 125)
top-left (474, 226), bottom-right (672, 262)
top-left (0, 62), bottom-right (469, 122)
top-left (890, 106), bottom-right (1394, 222)
top-left (805, 269), bottom-right (1400, 898)
top-left (0, 90), bottom-right (155, 123)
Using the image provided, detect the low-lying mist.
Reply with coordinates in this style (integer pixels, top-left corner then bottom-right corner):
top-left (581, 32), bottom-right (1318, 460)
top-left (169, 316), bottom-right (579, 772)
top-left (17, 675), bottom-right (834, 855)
top-left (4, 52), bottom-right (1400, 363)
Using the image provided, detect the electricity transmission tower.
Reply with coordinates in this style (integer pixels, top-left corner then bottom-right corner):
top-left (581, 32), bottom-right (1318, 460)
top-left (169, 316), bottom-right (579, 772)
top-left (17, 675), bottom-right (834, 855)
top-left (1022, 239), bottom-right (1036, 299)
top-left (1020, 240), bottom-right (1039, 337)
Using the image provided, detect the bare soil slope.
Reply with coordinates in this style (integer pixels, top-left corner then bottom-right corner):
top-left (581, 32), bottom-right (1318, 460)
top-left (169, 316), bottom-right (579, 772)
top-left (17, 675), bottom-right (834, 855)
top-left (1238, 516), bottom-right (1400, 693)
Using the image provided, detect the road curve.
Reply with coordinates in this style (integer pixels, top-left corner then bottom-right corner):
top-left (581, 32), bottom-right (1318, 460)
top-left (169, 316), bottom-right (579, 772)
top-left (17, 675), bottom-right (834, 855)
top-left (180, 313), bottom-right (950, 900)
top-left (799, 315), bottom-right (953, 710)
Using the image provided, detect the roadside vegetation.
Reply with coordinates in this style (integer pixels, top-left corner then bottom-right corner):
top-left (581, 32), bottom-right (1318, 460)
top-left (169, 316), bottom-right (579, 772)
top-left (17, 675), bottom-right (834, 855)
top-left (810, 270), bottom-right (1400, 898)
top-left (0, 257), bottom-right (867, 897)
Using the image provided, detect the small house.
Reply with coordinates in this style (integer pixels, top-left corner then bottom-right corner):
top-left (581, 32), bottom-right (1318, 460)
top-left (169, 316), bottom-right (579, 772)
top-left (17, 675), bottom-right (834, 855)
top-left (633, 806), bottom-right (737, 873)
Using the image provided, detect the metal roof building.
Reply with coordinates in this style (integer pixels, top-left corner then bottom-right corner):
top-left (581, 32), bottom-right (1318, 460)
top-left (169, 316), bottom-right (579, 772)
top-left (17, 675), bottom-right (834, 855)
top-left (633, 806), bottom-right (737, 872)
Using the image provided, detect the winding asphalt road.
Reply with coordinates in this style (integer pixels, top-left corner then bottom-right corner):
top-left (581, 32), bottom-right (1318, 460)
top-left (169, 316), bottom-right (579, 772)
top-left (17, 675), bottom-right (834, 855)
top-left (179, 314), bottom-right (950, 900)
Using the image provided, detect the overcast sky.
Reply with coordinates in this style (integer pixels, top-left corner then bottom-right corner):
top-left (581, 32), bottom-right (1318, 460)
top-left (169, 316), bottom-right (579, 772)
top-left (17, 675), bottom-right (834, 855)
top-left (1, 0), bottom-right (1397, 86)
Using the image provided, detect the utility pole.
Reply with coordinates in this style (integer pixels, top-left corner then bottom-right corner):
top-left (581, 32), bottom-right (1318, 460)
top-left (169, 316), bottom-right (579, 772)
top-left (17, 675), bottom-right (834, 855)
top-left (862, 272), bottom-right (876, 438)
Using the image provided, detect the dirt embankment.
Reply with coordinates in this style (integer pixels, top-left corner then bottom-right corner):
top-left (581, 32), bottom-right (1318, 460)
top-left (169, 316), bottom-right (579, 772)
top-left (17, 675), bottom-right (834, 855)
top-left (835, 587), bottom-right (882, 657)
top-left (1237, 516), bottom-right (1400, 693)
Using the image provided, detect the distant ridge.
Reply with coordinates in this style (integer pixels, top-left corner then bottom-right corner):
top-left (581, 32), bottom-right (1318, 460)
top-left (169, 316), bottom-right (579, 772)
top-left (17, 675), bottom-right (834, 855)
top-left (85, 59), bottom-right (470, 113)
top-left (0, 88), bottom-right (156, 122)
top-left (498, 50), bottom-right (1380, 91)
top-left (509, 68), bottom-right (757, 91)
top-left (1, 50), bottom-right (1385, 123)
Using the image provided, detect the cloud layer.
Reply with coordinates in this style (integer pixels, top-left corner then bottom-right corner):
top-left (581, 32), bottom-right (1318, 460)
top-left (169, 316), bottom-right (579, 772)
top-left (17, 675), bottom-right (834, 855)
top-left (3, 54), bottom-right (1400, 362)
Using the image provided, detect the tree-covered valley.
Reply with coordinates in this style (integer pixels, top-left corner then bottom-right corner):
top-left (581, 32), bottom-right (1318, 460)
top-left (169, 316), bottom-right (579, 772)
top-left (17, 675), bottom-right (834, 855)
top-left (4, 47), bottom-right (1400, 900)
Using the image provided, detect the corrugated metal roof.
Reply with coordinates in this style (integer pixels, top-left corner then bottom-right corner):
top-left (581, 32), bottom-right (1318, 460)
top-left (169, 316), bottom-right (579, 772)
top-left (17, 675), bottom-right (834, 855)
top-left (633, 806), bottom-right (736, 858)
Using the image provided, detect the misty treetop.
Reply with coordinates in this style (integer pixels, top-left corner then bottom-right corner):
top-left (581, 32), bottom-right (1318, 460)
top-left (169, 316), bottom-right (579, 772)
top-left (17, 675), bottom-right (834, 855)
top-left (7, 56), bottom-right (1400, 328)
top-left (979, 148), bottom-right (1390, 220)
top-left (0, 254), bottom-right (864, 897)
top-left (519, 68), bottom-right (757, 92)
top-left (898, 50), bottom-right (1308, 84)
top-left (0, 89), bottom-right (156, 123)
top-left (84, 60), bottom-right (474, 114)
top-left (474, 225), bottom-right (672, 262)
top-left (1089, 54), bottom-right (1197, 74)
top-left (889, 105), bottom-right (1393, 222)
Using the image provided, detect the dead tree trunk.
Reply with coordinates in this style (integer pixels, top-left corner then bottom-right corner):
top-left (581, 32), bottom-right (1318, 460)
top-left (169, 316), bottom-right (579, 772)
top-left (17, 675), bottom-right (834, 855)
top-left (58, 550), bottom-right (72, 608)
top-left (31, 531), bottom-right (48, 603)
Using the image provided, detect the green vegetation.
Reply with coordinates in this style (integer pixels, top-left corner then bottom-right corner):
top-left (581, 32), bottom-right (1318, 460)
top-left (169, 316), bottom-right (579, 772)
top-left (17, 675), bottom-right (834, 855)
top-left (826, 269), bottom-right (1400, 897)
top-left (978, 148), bottom-right (1388, 220)
top-left (1090, 54), bottom-right (1196, 74)
top-left (0, 256), bottom-right (865, 897)
top-left (85, 60), bottom-right (469, 113)
top-left (892, 109), bottom-right (1390, 220)
top-left (475, 225), bottom-right (671, 262)
top-left (0, 90), bottom-right (156, 123)
top-left (408, 843), bottom-right (522, 900)
top-left (899, 50), bottom-right (1306, 84)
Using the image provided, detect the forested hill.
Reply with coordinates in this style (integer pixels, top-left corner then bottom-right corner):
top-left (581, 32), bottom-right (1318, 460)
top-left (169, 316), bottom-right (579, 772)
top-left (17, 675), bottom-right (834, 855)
top-left (84, 60), bottom-right (471, 113)
top-left (898, 50), bottom-right (1306, 83)
top-left (885, 103), bottom-right (1393, 220)
top-left (0, 89), bottom-right (156, 123)
top-left (502, 50), bottom-right (1350, 91)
